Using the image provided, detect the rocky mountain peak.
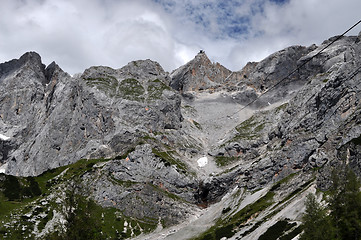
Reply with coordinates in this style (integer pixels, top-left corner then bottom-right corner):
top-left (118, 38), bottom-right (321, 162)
top-left (81, 59), bottom-right (169, 86)
top-left (44, 61), bottom-right (67, 85)
top-left (1, 33), bottom-right (361, 240)
top-left (0, 51), bottom-right (46, 83)
top-left (170, 50), bottom-right (232, 92)
top-left (120, 59), bottom-right (169, 83)
top-left (193, 50), bottom-right (211, 63)
top-left (19, 51), bottom-right (43, 66)
top-left (0, 52), bottom-right (184, 176)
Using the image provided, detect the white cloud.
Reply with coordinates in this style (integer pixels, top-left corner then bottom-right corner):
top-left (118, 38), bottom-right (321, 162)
top-left (0, 0), bottom-right (191, 73)
top-left (222, 0), bottom-right (361, 69)
top-left (0, 0), bottom-right (360, 74)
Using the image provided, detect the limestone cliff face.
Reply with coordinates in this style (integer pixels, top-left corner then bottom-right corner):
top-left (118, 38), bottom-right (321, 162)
top-left (0, 54), bottom-right (183, 176)
top-left (206, 34), bottom-right (361, 193)
top-left (170, 51), bottom-right (232, 92)
top-left (1, 33), bottom-right (361, 240)
top-left (169, 46), bottom-right (316, 107)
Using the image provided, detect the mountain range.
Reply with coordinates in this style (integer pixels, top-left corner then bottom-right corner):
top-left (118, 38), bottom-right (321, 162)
top-left (0, 32), bottom-right (361, 239)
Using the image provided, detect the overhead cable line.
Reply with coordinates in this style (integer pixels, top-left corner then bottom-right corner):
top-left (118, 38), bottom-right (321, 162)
top-left (224, 18), bottom-right (361, 119)
top-left (287, 64), bottom-right (361, 131)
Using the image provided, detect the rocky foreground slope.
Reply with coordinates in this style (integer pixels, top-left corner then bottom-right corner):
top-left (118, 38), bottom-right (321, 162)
top-left (0, 32), bottom-right (361, 239)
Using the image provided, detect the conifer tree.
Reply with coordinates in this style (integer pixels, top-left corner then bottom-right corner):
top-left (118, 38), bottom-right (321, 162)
top-left (329, 168), bottom-right (361, 240)
top-left (300, 194), bottom-right (336, 240)
top-left (301, 167), bottom-right (361, 240)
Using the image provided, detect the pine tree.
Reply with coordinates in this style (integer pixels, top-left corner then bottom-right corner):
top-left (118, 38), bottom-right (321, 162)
top-left (44, 182), bottom-right (106, 240)
top-left (329, 168), bottom-right (361, 240)
top-left (301, 167), bottom-right (361, 240)
top-left (300, 194), bottom-right (337, 240)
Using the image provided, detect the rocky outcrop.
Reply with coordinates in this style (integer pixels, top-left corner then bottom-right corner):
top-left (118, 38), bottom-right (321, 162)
top-left (240, 45), bottom-right (315, 90)
top-left (1, 33), bottom-right (361, 240)
top-left (206, 34), bottom-right (361, 194)
top-left (81, 144), bottom-right (198, 226)
top-left (170, 45), bottom-right (317, 107)
top-left (0, 53), bottom-right (183, 176)
top-left (170, 51), bottom-right (232, 92)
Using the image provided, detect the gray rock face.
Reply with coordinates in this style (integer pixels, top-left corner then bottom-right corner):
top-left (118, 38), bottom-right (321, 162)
top-left (205, 34), bottom-right (361, 195)
top-left (170, 51), bottom-right (231, 92)
top-left (243, 45), bottom-right (315, 90)
top-left (80, 144), bottom-right (198, 226)
top-left (0, 52), bottom-right (47, 84)
top-left (0, 54), bottom-right (183, 176)
top-left (1, 33), bottom-right (361, 240)
top-left (169, 46), bottom-right (316, 108)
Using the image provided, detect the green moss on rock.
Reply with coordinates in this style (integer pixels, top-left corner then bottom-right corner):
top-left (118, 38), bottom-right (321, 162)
top-left (147, 79), bottom-right (170, 100)
top-left (192, 191), bottom-right (275, 240)
top-left (118, 78), bottom-right (145, 101)
top-left (214, 156), bottom-right (239, 167)
top-left (230, 115), bottom-right (267, 141)
top-left (84, 75), bottom-right (119, 98)
top-left (84, 76), bottom-right (145, 101)
top-left (152, 148), bottom-right (189, 174)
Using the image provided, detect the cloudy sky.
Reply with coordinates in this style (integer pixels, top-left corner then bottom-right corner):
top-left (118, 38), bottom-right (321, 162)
top-left (1, 0), bottom-right (360, 74)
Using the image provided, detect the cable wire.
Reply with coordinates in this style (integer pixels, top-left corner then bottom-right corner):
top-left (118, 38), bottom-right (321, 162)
top-left (223, 19), bottom-right (361, 120)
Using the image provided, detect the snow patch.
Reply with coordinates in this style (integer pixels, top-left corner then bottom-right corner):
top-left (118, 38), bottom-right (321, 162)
top-left (0, 133), bottom-right (10, 141)
top-left (0, 163), bottom-right (8, 174)
top-left (197, 157), bottom-right (208, 167)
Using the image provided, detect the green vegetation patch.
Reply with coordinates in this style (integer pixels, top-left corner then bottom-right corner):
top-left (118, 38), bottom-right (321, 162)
top-left (43, 193), bottom-right (157, 240)
top-left (0, 155), bottom-right (155, 239)
top-left (192, 120), bottom-right (202, 130)
top-left (228, 191), bottom-right (275, 226)
top-left (280, 178), bottom-right (314, 204)
top-left (36, 167), bottom-right (68, 194)
top-left (147, 79), bottom-right (171, 100)
top-left (275, 103), bottom-right (289, 113)
top-left (148, 182), bottom-right (184, 202)
top-left (84, 75), bottom-right (119, 98)
top-left (37, 209), bottom-right (54, 233)
top-left (84, 76), bottom-right (145, 101)
top-left (214, 156), bottom-right (239, 167)
top-left (36, 158), bottom-right (110, 195)
top-left (108, 175), bottom-right (139, 188)
top-left (182, 105), bottom-right (197, 115)
top-left (118, 78), bottom-right (145, 101)
top-left (0, 189), bottom-right (37, 221)
top-left (60, 158), bottom-right (109, 179)
top-left (0, 158), bottom-right (111, 221)
top-left (152, 148), bottom-right (189, 174)
top-left (96, 202), bottom-right (157, 238)
top-left (192, 191), bottom-right (275, 240)
top-left (114, 147), bottom-right (136, 160)
top-left (0, 174), bottom-right (42, 202)
top-left (270, 172), bottom-right (299, 191)
top-left (258, 219), bottom-right (296, 240)
top-left (231, 115), bottom-right (267, 141)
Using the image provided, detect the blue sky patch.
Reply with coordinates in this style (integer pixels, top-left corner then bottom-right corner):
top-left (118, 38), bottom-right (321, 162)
top-left (269, 0), bottom-right (289, 5)
top-left (151, 0), bottom-right (269, 39)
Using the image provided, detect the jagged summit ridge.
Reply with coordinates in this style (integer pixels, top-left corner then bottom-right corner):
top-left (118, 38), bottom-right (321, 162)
top-left (170, 51), bottom-right (232, 92)
top-left (0, 52), bottom-right (182, 176)
top-left (0, 52), bottom-right (45, 83)
top-left (0, 32), bottom-right (361, 239)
